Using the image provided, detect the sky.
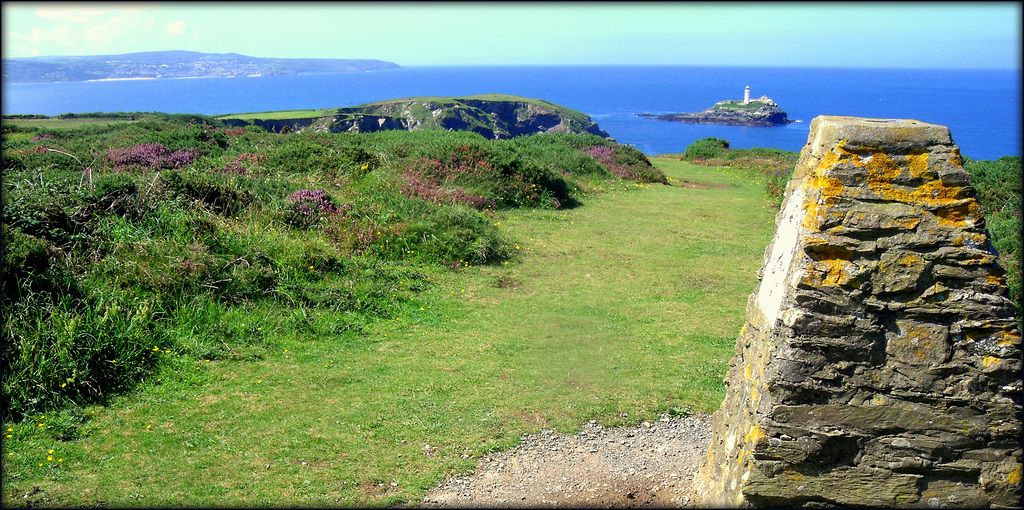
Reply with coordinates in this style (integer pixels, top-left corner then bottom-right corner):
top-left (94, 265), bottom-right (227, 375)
top-left (2, 2), bottom-right (1021, 69)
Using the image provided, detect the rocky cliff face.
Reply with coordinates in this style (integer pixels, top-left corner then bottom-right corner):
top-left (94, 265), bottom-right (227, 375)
top-left (638, 99), bottom-right (793, 127)
top-left (329, 97), bottom-right (611, 139)
top-left (692, 116), bottom-right (1022, 508)
top-left (222, 95), bottom-right (612, 140)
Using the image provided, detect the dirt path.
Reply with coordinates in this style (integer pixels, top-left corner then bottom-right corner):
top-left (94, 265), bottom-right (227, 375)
top-left (419, 414), bottom-right (711, 508)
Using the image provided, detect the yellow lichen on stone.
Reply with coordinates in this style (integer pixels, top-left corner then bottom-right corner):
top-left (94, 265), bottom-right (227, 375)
top-left (986, 272), bottom-right (1006, 286)
top-left (821, 259), bottom-right (853, 286)
top-left (950, 232), bottom-right (988, 247)
top-left (907, 152), bottom-right (933, 179)
top-left (745, 425), bottom-right (765, 444)
top-left (1007, 465), bottom-right (1022, 485)
top-left (860, 150), bottom-right (901, 180)
top-left (894, 252), bottom-right (922, 268)
top-left (983, 356), bottom-right (1001, 367)
top-left (818, 147), bottom-right (843, 170)
top-left (801, 163), bottom-right (845, 231)
top-left (936, 200), bottom-right (983, 228)
top-left (998, 329), bottom-right (1022, 347)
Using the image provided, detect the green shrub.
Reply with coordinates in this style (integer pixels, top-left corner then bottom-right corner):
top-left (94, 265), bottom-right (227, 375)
top-left (684, 137), bottom-right (730, 160)
top-left (1, 225), bottom-right (51, 303)
top-left (161, 168), bottom-right (259, 216)
top-left (1, 113), bottom-right (657, 421)
top-left (964, 156), bottom-right (1022, 322)
top-left (2, 291), bottom-right (162, 421)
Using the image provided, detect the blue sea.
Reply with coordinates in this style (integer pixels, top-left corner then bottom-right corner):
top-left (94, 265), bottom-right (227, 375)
top-left (2, 66), bottom-right (1020, 160)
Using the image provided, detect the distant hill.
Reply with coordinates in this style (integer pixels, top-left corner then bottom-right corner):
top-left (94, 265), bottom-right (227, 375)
top-left (1, 50), bottom-right (400, 83)
top-left (217, 94), bottom-right (613, 140)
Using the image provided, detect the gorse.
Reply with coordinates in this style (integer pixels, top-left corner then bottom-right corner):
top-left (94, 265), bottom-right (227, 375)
top-left (1, 115), bottom-right (667, 421)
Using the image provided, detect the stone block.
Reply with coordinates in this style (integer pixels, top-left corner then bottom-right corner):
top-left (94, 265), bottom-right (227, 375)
top-left (692, 116), bottom-right (1021, 508)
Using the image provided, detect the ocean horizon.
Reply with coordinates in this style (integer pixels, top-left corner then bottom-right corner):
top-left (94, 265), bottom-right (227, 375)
top-left (3, 65), bottom-right (1020, 160)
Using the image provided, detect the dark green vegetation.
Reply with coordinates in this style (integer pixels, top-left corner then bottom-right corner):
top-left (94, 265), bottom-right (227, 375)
top-left (2, 116), bottom-right (1016, 506)
top-left (711, 100), bottom-right (765, 111)
top-left (2, 50), bottom-right (400, 83)
top-left (217, 94), bottom-right (611, 140)
top-left (2, 116), bottom-right (763, 506)
top-left (1, 114), bottom-right (663, 422)
top-left (963, 156), bottom-right (1023, 321)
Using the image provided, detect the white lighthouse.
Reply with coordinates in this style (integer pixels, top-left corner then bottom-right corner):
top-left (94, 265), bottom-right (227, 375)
top-left (743, 85), bottom-right (750, 105)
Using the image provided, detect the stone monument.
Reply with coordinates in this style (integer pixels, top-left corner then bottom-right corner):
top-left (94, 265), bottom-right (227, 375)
top-left (692, 116), bottom-right (1022, 507)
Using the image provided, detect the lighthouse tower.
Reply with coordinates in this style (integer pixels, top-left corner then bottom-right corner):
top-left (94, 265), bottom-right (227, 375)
top-left (743, 85), bottom-right (750, 105)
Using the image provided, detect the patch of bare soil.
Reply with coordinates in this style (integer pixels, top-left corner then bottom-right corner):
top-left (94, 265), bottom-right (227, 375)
top-left (419, 414), bottom-right (711, 508)
top-left (674, 180), bottom-right (730, 189)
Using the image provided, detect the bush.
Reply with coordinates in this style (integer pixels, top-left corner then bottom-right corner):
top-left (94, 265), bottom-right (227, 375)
top-left (2, 291), bottom-right (163, 421)
top-left (964, 156), bottom-right (1022, 322)
top-left (1, 114), bottom-right (656, 421)
top-left (683, 137), bottom-right (730, 160)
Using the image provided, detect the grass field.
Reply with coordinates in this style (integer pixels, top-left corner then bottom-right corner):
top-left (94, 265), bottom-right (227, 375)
top-left (1, 157), bottom-right (775, 507)
top-left (215, 109), bottom-right (338, 121)
top-left (1, 117), bottom-right (133, 128)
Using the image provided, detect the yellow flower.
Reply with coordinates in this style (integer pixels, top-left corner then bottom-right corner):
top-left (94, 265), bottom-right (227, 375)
top-left (48, 450), bottom-right (53, 454)
top-left (47, 456), bottom-right (52, 461)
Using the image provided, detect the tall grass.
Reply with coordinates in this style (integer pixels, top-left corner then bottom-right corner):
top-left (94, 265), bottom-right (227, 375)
top-left (1, 155), bottom-right (771, 508)
top-left (1, 117), bottom-right (668, 423)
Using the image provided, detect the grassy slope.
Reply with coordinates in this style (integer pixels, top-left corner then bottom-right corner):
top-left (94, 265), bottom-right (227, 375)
top-left (215, 94), bottom-right (588, 125)
top-left (1, 158), bottom-right (775, 507)
top-left (215, 109), bottom-right (338, 120)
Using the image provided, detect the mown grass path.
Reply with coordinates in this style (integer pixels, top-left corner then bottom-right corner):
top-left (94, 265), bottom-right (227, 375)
top-left (2, 159), bottom-right (776, 507)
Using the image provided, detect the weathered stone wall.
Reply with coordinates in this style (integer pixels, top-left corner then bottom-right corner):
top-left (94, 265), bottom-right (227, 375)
top-left (692, 116), bottom-right (1022, 507)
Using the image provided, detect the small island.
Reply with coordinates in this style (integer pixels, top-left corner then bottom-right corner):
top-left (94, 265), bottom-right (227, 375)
top-left (637, 86), bottom-right (794, 127)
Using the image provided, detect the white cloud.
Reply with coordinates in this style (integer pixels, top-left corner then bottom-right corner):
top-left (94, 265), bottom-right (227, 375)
top-left (12, 24), bottom-right (80, 45)
top-left (34, 4), bottom-right (113, 22)
top-left (166, 20), bottom-right (186, 36)
top-left (83, 16), bottom-right (135, 42)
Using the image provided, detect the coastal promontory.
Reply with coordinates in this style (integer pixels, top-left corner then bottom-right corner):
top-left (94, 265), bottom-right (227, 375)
top-left (217, 94), bottom-right (613, 140)
top-left (638, 86), bottom-right (793, 127)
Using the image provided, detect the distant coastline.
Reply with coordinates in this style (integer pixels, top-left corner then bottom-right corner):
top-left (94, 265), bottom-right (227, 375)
top-left (85, 77), bottom-right (157, 82)
top-left (2, 50), bottom-right (400, 84)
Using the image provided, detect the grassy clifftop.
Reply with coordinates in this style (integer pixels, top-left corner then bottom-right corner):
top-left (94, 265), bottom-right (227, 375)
top-left (1, 114), bottom-right (665, 424)
top-left (216, 94), bottom-right (611, 139)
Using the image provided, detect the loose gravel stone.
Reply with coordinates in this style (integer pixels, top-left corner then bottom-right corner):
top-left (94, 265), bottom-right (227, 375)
top-left (419, 414), bottom-right (711, 508)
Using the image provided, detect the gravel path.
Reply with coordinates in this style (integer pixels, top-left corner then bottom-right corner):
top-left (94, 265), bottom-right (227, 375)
top-left (419, 414), bottom-right (711, 508)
